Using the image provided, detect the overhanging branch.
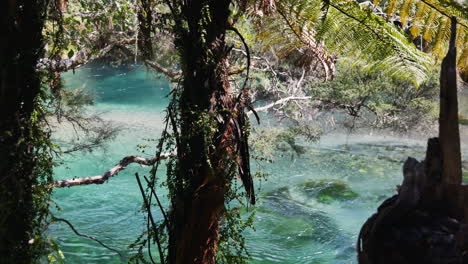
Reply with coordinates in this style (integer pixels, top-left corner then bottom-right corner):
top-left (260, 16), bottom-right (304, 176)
top-left (53, 151), bottom-right (175, 188)
top-left (144, 60), bottom-right (181, 80)
top-left (249, 96), bottom-right (312, 114)
top-left (53, 217), bottom-right (127, 258)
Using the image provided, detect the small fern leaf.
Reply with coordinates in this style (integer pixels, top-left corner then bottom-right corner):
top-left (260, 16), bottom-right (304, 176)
top-left (409, 1), bottom-right (428, 38)
top-left (431, 17), bottom-right (450, 59)
top-left (386, 0), bottom-right (401, 19)
top-left (400, 0), bottom-right (415, 28)
top-left (422, 9), bottom-right (437, 41)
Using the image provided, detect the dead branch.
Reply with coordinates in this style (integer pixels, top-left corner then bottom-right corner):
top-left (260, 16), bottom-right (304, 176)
top-left (144, 60), bottom-right (181, 80)
top-left (248, 96), bottom-right (312, 114)
top-left (53, 217), bottom-right (127, 258)
top-left (53, 151), bottom-right (175, 188)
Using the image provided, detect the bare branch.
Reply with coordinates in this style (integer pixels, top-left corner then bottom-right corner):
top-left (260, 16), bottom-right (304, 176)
top-left (53, 151), bottom-right (175, 188)
top-left (53, 217), bottom-right (127, 258)
top-left (249, 96), bottom-right (312, 114)
top-left (144, 60), bottom-right (181, 80)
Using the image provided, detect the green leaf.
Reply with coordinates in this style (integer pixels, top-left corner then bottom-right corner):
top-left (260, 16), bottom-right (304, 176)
top-left (67, 49), bottom-right (75, 59)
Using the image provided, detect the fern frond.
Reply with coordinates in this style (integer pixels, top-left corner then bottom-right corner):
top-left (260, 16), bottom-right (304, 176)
top-left (374, 0), bottom-right (384, 7)
top-left (458, 44), bottom-right (468, 81)
top-left (422, 9), bottom-right (437, 40)
top-left (400, 0), bottom-right (415, 28)
top-left (255, 0), bottom-right (467, 83)
top-left (430, 17), bottom-right (449, 58)
top-left (386, 0), bottom-right (402, 19)
top-left (409, 1), bottom-right (428, 38)
top-left (269, 0), bottom-right (433, 85)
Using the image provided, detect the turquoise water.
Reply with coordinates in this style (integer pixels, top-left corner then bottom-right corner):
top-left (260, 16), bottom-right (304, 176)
top-left (50, 64), bottom-right (467, 263)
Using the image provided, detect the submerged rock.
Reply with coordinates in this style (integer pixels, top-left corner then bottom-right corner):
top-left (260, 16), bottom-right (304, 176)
top-left (259, 185), bottom-right (349, 246)
top-left (297, 179), bottom-right (358, 204)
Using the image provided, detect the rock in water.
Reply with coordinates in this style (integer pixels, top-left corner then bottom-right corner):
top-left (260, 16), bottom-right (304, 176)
top-left (298, 179), bottom-right (358, 204)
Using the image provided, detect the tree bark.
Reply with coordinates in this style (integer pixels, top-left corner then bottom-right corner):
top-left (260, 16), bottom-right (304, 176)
top-left (439, 16), bottom-right (462, 185)
top-left (167, 1), bottom-right (246, 263)
top-left (0, 1), bottom-right (48, 263)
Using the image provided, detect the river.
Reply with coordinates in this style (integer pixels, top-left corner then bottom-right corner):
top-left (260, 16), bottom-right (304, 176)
top-left (49, 63), bottom-right (468, 264)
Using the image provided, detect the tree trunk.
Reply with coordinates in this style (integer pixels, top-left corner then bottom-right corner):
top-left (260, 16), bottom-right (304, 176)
top-left (0, 1), bottom-right (48, 262)
top-left (167, 1), bottom-right (235, 263)
top-left (439, 17), bottom-right (462, 185)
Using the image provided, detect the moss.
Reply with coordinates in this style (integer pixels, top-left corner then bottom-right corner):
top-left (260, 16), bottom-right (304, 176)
top-left (299, 179), bottom-right (358, 203)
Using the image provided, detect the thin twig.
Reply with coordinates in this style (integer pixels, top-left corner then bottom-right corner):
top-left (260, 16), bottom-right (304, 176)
top-left (135, 173), bottom-right (165, 264)
top-left (53, 217), bottom-right (127, 258)
top-left (228, 26), bottom-right (251, 99)
top-left (143, 175), bottom-right (169, 229)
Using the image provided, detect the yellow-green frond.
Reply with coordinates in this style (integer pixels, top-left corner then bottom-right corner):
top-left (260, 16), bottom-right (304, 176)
top-left (458, 34), bottom-right (468, 81)
top-left (400, 0), bottom-right (415, 28)
top-left (422, 9), bottom-right (437, 40)
top-left (386, 0), bottom-right (402, 19)
top-left (430, 17), bottom-right (450, 58)
top-left (409, 1), bottom-right (428, 38)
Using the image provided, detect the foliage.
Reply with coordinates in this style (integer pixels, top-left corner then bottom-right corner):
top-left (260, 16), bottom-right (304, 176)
top-left (48, 86), bottom-right (120, 155)
top-left (216, 187), bottom-right (257, 263)
top-left (374, 0), bottom-right (467, 78)
top-left (23, 77), bottom-right (58, 262)
top-left (51, 0), bottom-right (136, 61)
top-left (30, 0), bottom-right (465, 263)
top-left (253, 0), bottom-right (435, 86)
top-left (307, 62), bottom-right (440, 130)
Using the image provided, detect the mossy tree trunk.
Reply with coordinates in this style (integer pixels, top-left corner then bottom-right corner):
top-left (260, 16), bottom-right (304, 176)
top-left (0, 1), bottom-right (48, 263)
top-left (167, 1), bottom-right (248, 263)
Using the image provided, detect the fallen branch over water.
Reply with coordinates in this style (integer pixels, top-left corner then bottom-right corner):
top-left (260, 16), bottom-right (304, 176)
top-left (53, 152), bottom-right (175, 188)
top-left (53, 217), bottom-right (127, 258)
top-left (248, 96), bottom-right (312, 114)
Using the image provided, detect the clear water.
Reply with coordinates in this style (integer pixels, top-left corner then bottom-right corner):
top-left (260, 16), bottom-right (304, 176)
top-left (50, 64), bottom-right (468, 264)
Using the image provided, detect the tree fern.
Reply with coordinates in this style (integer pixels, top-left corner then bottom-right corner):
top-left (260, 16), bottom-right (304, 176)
top-left (380, 0), bottom-right (467, 79)
top-left (257, 0), bottom-right (433, 85)
top-left (254, 0), bottom-right (467, 83)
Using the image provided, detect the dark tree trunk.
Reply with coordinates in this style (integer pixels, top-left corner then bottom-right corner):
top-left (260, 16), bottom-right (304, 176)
top-left (0, 1), bottom-right (48, 263)
top-left (439, 17), bottom-right (462, 186)
top-left (167, 1), bottom-right (237, 263)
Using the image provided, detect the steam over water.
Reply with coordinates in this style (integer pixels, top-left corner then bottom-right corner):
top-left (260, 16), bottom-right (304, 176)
top-left (50, 64), bottom-right (467, 264)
